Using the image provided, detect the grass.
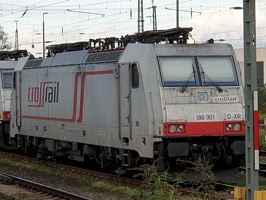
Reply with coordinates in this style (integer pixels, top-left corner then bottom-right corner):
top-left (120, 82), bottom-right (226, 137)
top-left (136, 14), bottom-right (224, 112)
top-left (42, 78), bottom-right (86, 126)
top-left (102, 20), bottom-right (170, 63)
top-left (222, 170), bottom-right (266, 190)
top-left (92, 181), bottom-right (141, 196)
top-left (79, 177), bottom-right (142, 197)
top-left (0, 157), bottom-right (70, 183)
top-left (3, 130), bottom-right (266, 200)
top-left (0, 157), bottom-right (145, 199)
top-left (0, 158), bottom-right (54, 174)
top-left (0, 193), bottom-right (16, 200)
top-left (0, 193), bottom-right (27, 200)
top-left (0, 156), bottom-right (207, 200)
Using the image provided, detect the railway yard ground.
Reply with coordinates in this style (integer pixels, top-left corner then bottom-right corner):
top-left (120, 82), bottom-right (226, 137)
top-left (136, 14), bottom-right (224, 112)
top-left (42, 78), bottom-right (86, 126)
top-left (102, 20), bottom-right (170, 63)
top-left (0, 152), bottom-right (136, 200)
top-left (2, 131), bottom-right (266, 200)
top-left (0, 151), bottom-right (255, 200)
top-left (3, 154), bottom-right (266, 200)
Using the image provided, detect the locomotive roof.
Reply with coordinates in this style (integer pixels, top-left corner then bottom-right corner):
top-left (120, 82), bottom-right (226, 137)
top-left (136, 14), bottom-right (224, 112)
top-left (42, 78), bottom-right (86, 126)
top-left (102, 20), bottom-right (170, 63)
top-left (24, 49), bottom-right (124, 68)
top-left (21, 27), bottom-right (237, 69)
top-left (0, 49), bottom-right (33, 60)
top-left (23, 27), bottom-right (193, 68)
top-left (46, 27), bottom-right (193, 56)
top-left (23, 42), bottom-right (234, 69)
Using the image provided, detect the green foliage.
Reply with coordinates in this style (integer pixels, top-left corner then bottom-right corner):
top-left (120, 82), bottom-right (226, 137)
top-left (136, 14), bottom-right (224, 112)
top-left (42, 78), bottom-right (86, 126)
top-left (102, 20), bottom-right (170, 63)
top-left (132, 158), bottom-right (217, 200)
top-left (78, 176), bottom-right (142, 198)
top-left (182, 160), bottom-right (216, 199)
top-left (258, 85), bottom-right (266, 151)
top-left (260, 129), bottom-right (266, 151)
top-left (89, 181), bottom-right (142, 197)
top-left (258, 84), bottom-right (266, 120)
top-left (131, 158), bottom-right (183, 200)
top-left (0, 25), bottom-right (10, 50)
top-left (0, 157), bottom-right (69, 180)
top-left (0, 193), bottom-right (26, 200)
top-left (0, 193), bottom-right (16, 200)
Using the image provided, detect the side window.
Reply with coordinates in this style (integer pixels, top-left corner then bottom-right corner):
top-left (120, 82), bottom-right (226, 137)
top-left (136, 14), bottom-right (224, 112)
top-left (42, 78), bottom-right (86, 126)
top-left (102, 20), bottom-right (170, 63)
top-left (131, 63), bottom-right (139, 88)
top-left (2, 71), bottom-right (13, 89)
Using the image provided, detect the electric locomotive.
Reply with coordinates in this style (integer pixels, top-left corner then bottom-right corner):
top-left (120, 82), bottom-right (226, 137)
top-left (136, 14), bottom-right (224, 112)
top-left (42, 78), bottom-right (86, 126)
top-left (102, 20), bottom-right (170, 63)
top-left (8, 28), bottom-right (245, 173)
top-left (0, 50), bottom-right (31, 147)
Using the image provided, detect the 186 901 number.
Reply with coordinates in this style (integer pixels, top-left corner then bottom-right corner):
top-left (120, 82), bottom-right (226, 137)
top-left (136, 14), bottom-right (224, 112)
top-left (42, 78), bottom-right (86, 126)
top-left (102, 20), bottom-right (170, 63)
top-left (196, 114), bottom-right (215, 121)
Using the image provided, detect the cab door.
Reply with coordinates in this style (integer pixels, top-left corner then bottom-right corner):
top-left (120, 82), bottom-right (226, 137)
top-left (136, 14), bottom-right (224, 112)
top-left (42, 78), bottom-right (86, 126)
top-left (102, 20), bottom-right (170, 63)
top-left (118, 63), bottom-right (132, 144)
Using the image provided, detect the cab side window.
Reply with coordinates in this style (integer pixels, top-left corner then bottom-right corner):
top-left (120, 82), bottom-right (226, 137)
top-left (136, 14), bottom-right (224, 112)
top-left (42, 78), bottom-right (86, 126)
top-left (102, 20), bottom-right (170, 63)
top-left (131, 63), bottom-right (139, 88)
top-left (2, 71), bottom-right (13, 89)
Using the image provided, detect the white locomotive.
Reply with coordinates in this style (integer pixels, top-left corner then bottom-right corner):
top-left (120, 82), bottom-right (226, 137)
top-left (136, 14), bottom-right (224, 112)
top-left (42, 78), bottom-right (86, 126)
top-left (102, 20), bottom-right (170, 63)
top-left (9, 28), bottom-right (245, 173)
top-left (0, 50), bottom-right (30, 147)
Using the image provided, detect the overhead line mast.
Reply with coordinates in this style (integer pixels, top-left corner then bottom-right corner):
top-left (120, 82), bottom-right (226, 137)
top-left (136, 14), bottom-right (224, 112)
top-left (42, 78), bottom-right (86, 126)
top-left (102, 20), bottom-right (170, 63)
top-left (152, 0), bottom-right (157, 31)
top-left (138, 0), bottom-right (144, 33)
top-left (14, 21), bottom-right (19, 50)
top-left (243, 0), bottom-right (259, 199)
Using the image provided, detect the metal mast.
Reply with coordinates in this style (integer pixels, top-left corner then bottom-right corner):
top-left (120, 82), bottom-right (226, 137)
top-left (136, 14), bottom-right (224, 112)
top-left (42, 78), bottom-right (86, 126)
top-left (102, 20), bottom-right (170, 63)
top-left (244, 0), bottom-right (259, 199)
top-left (138, 0), bottom-right (144, 33)
top-left (176, 0), bottom-right (179, 28)
top-left (14, 21), bottom-right (19, 50)
top-left (152, 0), bottom-right (157, 31)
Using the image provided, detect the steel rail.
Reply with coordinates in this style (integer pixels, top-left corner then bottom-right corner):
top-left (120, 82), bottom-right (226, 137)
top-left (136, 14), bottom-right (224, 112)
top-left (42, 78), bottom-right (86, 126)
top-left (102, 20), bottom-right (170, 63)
top-left (0, 172), bottom-right (91, 200)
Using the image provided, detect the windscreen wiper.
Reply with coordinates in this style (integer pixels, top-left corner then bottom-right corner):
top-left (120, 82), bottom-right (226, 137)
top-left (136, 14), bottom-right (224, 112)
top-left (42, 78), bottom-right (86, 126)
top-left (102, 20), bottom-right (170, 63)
top-left (181, 68), bottom-right (196, 93)
top-left (201, 71), bottom-right (223, 92)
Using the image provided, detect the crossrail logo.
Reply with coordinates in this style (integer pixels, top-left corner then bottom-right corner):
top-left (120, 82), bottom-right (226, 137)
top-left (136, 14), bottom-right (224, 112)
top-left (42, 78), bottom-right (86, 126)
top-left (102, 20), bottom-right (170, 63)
top-left (27, 81), bottom-right (59, 107)
top-left (23, 70), bottom-right (113, 122)
top-left (213, 96), bottom-right (238, 103)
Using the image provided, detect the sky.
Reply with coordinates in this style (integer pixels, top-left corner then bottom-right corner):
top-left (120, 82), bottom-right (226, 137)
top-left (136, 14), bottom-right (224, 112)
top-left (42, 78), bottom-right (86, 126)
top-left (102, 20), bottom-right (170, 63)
top-left (0, 0), bottom-right (266, 57)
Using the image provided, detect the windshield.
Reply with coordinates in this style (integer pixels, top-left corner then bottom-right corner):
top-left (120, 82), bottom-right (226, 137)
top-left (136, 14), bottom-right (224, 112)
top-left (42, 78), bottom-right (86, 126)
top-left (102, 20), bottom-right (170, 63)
top-left (2, 70), bottom-right (13, 89)
top-left (198, 57), bottom-right (238, 86)
top-left (159, 56), bottom-right (238, 87)
top-left (159, 57), bottom-right (198, 87)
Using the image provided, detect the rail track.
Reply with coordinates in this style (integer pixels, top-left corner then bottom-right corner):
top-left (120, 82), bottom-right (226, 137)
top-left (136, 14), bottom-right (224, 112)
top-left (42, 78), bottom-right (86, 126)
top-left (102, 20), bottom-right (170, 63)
top-left (0, 151), bottom-right (143, 187)
top-left (0, 119), bottom-right (264, 200)
top-left (0, 171), bottom-right (90, 200)
top-left (0, 151), bottom-right (254, 200)
top-left (0, 150), bottom-right (259, 200)
top-left (0, 150), bottom-right (144, 200)
top-left (239, 164), bottom-right (266, 177)
top-left (0, 170), bottom-right (236, 200)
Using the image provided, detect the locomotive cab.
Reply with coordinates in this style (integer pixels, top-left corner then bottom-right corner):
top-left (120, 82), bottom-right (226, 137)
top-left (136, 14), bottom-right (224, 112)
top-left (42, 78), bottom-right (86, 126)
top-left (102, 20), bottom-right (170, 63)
top-left (117, 42), bottom-right (245, 171)
top-left (154, 44), bottom-right (245, 169)
top-left (0, 61), bottom-right (17, 147)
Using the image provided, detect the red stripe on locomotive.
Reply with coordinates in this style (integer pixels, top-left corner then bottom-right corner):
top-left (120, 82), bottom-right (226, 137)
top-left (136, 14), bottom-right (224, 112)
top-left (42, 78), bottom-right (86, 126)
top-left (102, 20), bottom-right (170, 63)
top-left (164, 121), bottom-right (245, 136)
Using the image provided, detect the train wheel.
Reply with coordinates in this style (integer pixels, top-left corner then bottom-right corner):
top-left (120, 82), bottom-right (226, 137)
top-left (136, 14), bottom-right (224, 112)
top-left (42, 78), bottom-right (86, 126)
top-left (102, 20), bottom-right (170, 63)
top-left (36, 140), bottom-right (50, 159)
top-left (0, 124), bottom-right (3, 145)
top-left (0, 123), bottom-right (10, 145)
top-left (94, 146), bottom-right (111, 168)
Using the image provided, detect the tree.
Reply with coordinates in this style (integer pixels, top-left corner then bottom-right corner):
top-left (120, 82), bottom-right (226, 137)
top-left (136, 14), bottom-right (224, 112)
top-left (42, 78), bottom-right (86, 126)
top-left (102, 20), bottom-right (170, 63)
top-left (258, 84), bottom-right (266, 119)
top-left (0, 25), bottom-right (10, 50)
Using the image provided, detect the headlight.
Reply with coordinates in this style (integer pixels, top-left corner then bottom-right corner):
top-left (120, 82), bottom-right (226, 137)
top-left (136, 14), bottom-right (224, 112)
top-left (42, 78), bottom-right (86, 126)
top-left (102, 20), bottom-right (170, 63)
top-left (197, 92), bottom-right (208, 101)
top-left (165, 123), bottom-right (186, 135)
top-left (177, 125), bottom-right (184, 132)
top-left (226, 124), bottom-right (232, 131)
top-left (7, 113), bottom-right (11, 119)
top-left (169, 125), bottom-right (177, 133)
top-left (225, 123), bottom-right (242, 132)
top-left (233, 123), bottom-right (241, 131)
